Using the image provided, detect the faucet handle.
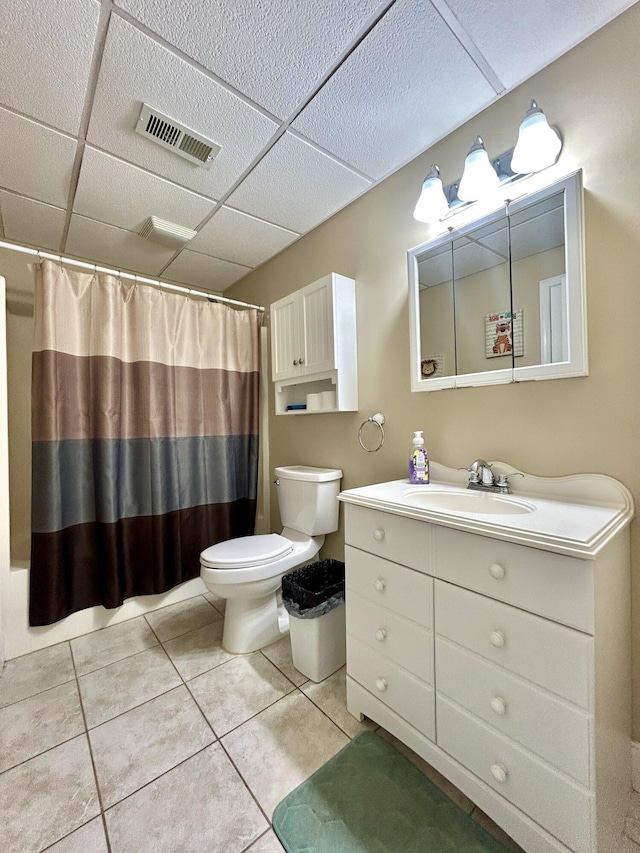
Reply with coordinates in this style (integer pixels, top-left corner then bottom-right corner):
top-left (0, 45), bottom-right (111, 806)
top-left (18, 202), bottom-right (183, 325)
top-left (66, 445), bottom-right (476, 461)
top-left (495, 472), bottom-right (524, 491)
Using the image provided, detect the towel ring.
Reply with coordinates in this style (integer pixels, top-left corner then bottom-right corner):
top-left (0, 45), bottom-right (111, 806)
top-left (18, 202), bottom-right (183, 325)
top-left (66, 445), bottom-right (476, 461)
top-left (358, 413), bottom-right (385, 452)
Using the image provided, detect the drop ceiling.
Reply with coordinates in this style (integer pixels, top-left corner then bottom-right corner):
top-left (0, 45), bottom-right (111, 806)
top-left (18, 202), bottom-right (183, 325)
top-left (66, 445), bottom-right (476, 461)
top-left (0, 0), bottom-right (636, 293)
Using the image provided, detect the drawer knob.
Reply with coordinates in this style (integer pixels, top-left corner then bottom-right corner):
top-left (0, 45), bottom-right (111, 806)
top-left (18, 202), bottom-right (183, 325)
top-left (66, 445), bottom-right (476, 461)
top-left (374, 578), bottom-right (386, 593)
top-left (489, 563), bottom-right (505, 580)
top-left (490, 763), bottom-right (508, 784)
top-left (490, 696), bottom-right (507, 716)
top-left (490, 630), bottom-right (505, 648)
top-left (373, 528), bottom-right (385, 542)
top-left (375, 628), bottom-right (387, 642)
top-left (375, 677), bottom-right (388, 693)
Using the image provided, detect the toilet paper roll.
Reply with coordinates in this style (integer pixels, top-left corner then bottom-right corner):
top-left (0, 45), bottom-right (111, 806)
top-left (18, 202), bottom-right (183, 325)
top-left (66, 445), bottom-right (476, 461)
top-left (306, 393), bottom-right (322, 411)
top-left (321, 390), bottom-right (337, 410)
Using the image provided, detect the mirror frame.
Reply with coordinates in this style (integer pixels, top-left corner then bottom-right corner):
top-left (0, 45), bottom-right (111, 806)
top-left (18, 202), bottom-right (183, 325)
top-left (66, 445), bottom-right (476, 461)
top-left (408, 170), bottom-right (587, 392)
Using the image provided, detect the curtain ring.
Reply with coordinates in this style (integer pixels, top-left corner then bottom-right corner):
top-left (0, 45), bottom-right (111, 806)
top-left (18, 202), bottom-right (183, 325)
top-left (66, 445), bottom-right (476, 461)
top-left (358, 413), bottom-right (385, 452)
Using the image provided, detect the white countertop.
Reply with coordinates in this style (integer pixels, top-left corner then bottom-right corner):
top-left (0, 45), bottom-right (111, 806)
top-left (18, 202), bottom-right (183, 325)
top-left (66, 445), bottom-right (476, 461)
top-left (338, 461), bottom-right (634, 559)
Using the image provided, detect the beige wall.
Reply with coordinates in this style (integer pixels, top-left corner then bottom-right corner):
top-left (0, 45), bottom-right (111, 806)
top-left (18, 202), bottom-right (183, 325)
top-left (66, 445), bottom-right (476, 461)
top-left (226, 5), bottom-right (640, 737)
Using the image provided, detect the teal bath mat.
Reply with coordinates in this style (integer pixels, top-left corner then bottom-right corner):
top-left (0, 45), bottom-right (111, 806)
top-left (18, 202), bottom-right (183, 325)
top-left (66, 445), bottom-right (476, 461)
top-left (272, 732), bottom-right (510, 853)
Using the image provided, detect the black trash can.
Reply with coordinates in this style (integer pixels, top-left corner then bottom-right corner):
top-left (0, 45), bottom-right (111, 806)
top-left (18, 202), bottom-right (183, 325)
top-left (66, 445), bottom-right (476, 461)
top-left (282, 559), bottom-right (346, 682)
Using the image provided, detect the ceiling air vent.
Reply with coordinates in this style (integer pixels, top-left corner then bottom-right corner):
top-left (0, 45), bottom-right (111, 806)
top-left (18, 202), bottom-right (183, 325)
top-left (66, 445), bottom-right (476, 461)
top-left (135, 104), bottom-right (221, 168)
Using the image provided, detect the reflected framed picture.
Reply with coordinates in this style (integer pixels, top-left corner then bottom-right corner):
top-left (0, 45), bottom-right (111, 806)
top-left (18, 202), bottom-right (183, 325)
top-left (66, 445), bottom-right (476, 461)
top-left (485, 310), bottom-right (524, 358)
top-left (421, 354), bottom-right (444, 378)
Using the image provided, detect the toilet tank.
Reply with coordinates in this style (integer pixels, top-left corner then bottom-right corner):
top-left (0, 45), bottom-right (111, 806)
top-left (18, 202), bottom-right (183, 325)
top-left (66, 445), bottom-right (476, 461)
top-left (274, 466), bottom-right (343, 535)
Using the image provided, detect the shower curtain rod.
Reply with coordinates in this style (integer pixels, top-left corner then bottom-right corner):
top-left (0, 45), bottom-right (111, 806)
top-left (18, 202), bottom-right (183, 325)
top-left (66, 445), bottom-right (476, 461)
top-left (0, 238), bottom-right (264, 311)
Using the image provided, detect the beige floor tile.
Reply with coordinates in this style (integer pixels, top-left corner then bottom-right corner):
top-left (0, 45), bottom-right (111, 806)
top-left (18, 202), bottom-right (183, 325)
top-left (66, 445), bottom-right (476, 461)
top-left (261, 634), bottom-right (308, 687)
top-left (0, 735), bottom-right (100, 853)
top-left (376, 727), bottom-right (476, 814)
top-left (90, 685), bottom-right (215, 807)
top-left (104, 743), bottom-right (268, 853)
top-left (222, 691), bottom-right (348, 817)
top-left (78, 646), bottom-right (181, 728)
top-left (145, 596), bottom-right (221, 642)
top-left (71, 617), bottom-right (158, 676)
top-left (301, 666), bottom-right (378, 738)
top-left (246, 829), bottom-right (285, 851)
top-left (203, 591), bottom-right (226, 614)
top-left (0, 681), bottom-right (84, 773)
top-left (44, 817), bottom-right (108, 852)
top-left (0, 642), bottom-right (74, 708)
top-left (162, 619), bottom-right (234, 681)
top-left (188, 652), bottom-right (296, 736)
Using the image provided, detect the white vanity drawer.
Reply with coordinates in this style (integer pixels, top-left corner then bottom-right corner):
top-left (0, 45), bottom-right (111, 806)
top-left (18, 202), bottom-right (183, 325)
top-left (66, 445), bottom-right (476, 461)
top-left (347, 590), bottom-right (433, 684)
top-left (347, 635), bottom-right (435, 740)
top-left (437, 695), bottom-right (592, 853)
top-left (436, 636), bottom-right (592, 786)
top-left (344, 504), bottom-right (431, 572)
top-left (345, 545), bottom-right (433, 629)
top-left (435, 581), bottom-right (593, 709)
top-left (434, 526), bottom-right (593, 633)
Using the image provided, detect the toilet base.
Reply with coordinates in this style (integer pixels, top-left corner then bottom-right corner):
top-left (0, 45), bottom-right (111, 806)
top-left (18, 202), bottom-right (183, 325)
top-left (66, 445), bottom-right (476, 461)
top-left (222, 591), bottom-right (289, 654)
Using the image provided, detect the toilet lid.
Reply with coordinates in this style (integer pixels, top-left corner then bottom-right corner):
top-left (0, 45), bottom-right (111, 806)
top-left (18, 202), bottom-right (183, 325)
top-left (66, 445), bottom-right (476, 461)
top-left (200, 533), bottom-right (293, 569)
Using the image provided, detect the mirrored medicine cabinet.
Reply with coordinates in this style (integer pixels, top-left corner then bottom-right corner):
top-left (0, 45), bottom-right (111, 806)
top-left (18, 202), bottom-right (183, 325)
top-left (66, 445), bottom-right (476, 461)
top-left (407, 170), bottom-right (586, 392)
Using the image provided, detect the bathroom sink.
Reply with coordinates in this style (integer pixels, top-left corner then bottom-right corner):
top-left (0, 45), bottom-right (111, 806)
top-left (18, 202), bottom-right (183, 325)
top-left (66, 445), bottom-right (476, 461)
top-left (401, 488), bottom-right (535, 515)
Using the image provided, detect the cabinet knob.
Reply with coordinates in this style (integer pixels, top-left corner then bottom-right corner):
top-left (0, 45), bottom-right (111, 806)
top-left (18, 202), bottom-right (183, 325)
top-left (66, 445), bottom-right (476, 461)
top-left (375, 628), bottom-right (387, 642)
top-left (490, 696), bottom-right (507, 716)
top-left (489, 563), bottom-right (505, 580)
top-left (490, 630), bottom-right (505, 648)
top-left (373, 528), bottom-right (385, 542)
top-left (373, 578), bottom-right (386, 593)
top-left (490, 763), bottom-right (508, 784)
top-left (293, 359), bottom-right (299, 365)
top-left (375, 677), bottom-right (388, 693)
top-left (299, 357), bottom-right (304, 365)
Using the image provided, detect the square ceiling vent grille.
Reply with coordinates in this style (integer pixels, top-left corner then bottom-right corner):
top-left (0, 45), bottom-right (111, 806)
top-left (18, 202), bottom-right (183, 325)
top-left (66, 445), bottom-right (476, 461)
top-left (135, 104), bottom-right (221, 168)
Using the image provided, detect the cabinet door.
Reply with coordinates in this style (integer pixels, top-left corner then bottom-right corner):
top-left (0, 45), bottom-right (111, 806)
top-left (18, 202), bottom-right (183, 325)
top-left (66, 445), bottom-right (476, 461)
top-left (271, 292), bottom-right (301, 380)
top-left (300, 276), bottom-right (335, 374)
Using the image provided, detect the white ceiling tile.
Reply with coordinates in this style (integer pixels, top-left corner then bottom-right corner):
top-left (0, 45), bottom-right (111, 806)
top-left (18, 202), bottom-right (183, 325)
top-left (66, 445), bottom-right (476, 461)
top-left (0, 108), bottom-right (77, 207)
top-left (292, 0), bottom-right (496, 180)
top-left (1, 0), bottom-right (100, 134)
top-left (443, 0), bottom-right (638, 90)
top-left (65, 215), bottom-right (176, 274)
top-left (163, 250), bottom-right (251, 292)
top-left (189, 207), bottom-right (299, 268)
top-left (114, 0), bottom-right (385, 117)
top-left (0, 192), bottom-right (66, 251)
top-left (86, 15), bottom-right (279, 199)
top-left (225, 132), bottom-right (372, 233)
top-left (73, 147), bottom-right (214, 232)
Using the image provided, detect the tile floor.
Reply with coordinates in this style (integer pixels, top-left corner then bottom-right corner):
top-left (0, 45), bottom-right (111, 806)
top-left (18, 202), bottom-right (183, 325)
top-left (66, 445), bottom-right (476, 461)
top-left (0, 592), bottom-right (530, 852)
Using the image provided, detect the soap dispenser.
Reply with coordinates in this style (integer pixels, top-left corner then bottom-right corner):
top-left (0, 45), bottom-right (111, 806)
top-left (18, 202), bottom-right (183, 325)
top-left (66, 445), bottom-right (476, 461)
top-left (409, 431), bottom-right (429, 484)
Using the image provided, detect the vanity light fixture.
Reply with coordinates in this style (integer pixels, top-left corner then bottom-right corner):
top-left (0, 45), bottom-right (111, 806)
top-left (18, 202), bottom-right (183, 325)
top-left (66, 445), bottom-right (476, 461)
top-left (413, 166), bottom-right (449, 222)
top-left (456, 136), bottom-right (500, 203)
top-left (413, 100), bottom-right (562, 224)
top-left (510, 99), bottom-right (562, 174)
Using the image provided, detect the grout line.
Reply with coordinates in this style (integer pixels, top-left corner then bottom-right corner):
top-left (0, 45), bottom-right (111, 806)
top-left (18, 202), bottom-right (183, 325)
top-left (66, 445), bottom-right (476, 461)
top-left (70, 641), bottom-right (114, 852)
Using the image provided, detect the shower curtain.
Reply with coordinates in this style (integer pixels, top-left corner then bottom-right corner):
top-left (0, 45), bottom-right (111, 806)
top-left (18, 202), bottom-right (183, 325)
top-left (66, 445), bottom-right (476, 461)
top-left (29, 261), bottom-right (262, 626)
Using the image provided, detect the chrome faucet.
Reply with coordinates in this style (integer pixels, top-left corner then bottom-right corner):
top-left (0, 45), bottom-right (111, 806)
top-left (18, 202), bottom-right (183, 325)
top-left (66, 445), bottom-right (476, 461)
top-left (460, 460), bottom-right (524, 494)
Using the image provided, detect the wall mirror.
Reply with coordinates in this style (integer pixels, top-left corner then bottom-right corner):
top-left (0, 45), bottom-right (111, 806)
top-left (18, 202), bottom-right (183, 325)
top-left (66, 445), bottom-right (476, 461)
top-left (408, 170), bottom-right (586, 391)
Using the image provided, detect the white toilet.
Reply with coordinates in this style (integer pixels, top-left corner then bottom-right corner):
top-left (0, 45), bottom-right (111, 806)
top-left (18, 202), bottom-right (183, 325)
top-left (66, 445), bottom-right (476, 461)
top-left (200, 465), bottom-right (343, 654)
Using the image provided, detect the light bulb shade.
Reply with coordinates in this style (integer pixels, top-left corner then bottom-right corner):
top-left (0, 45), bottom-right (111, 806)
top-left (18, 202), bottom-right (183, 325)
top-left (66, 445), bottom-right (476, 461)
top-left (511, 100), bottom-right (562, 174)
top-left (457, 137), bottom-right (499, 202)
top-left (413, 165), bottom-right (449, 223)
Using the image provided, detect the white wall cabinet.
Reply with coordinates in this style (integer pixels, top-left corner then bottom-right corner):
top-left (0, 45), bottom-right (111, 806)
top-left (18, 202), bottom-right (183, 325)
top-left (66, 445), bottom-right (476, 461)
top-left (340, 472), bottom-right (632, 853)
top-left (270, 273), bottom-right (357, 414)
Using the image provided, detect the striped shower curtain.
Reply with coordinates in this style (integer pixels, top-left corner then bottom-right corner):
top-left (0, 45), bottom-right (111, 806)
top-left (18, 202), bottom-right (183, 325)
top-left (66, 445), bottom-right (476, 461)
top-left (29, 261), bottom-right (262, 626)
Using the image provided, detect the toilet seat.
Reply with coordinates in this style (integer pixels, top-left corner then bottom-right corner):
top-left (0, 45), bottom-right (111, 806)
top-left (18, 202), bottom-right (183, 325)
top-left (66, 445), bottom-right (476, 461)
top-left (200, 533), bottom-right (293, 569)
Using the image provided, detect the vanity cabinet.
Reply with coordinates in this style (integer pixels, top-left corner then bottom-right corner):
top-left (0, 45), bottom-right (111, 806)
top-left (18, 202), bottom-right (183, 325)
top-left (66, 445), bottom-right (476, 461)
top-left (340, 477), bottom-right (632, 853)
top-left (270, 273), bottom-right (357, 414)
